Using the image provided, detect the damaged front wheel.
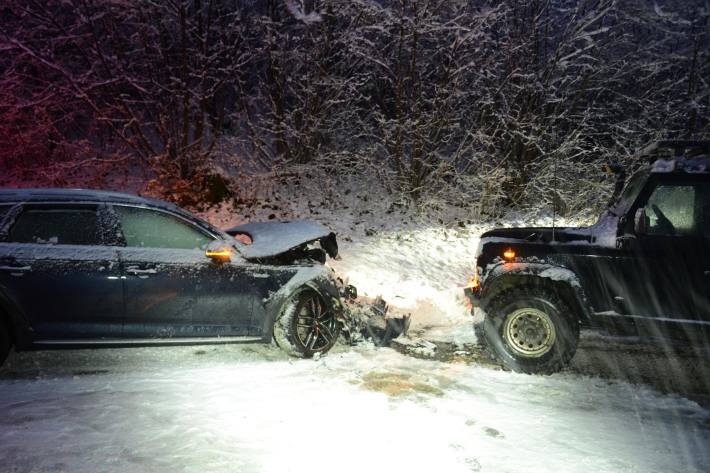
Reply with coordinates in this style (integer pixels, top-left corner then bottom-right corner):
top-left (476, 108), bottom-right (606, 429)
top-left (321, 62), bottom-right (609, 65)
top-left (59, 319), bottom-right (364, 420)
top-left (273, 288), bottom-right (341, 358)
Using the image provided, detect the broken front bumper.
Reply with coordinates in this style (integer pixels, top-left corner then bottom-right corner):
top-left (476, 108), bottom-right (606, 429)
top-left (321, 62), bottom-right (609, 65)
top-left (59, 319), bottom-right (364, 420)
top-left (334, 280), bottom-right (410, 346)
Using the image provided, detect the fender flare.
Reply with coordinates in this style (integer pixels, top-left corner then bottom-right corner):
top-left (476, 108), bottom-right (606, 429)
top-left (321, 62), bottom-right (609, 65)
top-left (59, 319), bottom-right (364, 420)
top-left (480, 262), bottom-right (595, 326)
top-left (259, 266), bottom-right (342, 340)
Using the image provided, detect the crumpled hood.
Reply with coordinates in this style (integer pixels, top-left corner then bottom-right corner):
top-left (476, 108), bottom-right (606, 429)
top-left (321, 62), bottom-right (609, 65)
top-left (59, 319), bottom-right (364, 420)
top-left (225, 220), bottom-right (338, 260)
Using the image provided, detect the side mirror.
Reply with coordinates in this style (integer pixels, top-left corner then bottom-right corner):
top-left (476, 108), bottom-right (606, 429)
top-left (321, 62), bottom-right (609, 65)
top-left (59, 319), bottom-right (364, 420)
top-left (634, 208), bottom-right (648, 235)
top-left (205, 240), bottom-right (233, 263)
top-left (616, 209), bottom-right (646, 250)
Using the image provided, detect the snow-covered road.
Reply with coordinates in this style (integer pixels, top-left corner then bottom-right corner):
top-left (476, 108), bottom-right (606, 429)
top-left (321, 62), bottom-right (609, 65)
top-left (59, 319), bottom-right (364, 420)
top-left (1, 343), bottom-right (708, 473)
top-left (2, 207), bottom-right (709, 472)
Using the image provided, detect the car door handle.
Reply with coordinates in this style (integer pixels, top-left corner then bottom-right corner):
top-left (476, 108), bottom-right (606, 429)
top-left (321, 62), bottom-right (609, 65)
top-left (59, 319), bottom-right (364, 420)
top-left (125, 266), bottom-right (159, 276)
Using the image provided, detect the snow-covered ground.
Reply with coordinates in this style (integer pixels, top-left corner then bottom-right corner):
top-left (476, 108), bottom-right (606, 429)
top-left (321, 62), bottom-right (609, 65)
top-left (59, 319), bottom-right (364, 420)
top-left (332, 225), bottom-right (480, 329)
top-left (1, 178), bottom-right (708, 472)
top-left (1, 343), bottom-right (708, 473)
top-left (2, 217), bottom-right (709, 472)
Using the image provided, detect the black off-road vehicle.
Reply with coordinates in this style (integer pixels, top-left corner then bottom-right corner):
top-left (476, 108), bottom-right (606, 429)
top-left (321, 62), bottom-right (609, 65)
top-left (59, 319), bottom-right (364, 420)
top-left (465, 141), bottom-right (710, 374)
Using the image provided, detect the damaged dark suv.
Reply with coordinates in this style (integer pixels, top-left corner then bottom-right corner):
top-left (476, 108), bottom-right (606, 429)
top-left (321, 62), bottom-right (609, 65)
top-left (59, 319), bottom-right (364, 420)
top-left (465, 141), bottom-right (710, 374)
top-left (0, 188), bottom-right (354, 366)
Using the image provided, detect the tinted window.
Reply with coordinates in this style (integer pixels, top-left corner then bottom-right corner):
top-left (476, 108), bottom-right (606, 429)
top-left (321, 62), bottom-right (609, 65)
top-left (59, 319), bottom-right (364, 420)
top-left (115, 206), bottom-right (214, 250)
top-left (8, 207), bottom-right (101, 245)
top-left (643, 185), bottom-right (696, 236)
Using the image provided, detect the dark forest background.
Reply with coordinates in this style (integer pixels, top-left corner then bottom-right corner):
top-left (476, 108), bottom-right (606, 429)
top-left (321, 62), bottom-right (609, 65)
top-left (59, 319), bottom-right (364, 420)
top-left (1, 0), bottom-right (708, 216)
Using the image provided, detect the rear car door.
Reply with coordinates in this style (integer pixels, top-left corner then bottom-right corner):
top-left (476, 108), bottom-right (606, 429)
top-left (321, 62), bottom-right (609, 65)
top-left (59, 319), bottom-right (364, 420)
top-left (0, 203), bottom-right (123, 340)
top-left (112, 205), bottom-right (255, 338)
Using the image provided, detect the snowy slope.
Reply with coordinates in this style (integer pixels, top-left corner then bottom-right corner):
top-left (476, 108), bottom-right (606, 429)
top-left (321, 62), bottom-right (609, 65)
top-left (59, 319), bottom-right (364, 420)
top-left (331, 225), bottom-right (482, 328)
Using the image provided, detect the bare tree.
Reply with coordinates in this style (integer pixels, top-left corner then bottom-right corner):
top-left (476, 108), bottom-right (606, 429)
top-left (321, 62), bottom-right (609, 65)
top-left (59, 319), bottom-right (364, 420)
top-left (2, 0), bottom-right (251, 199)
top-left (1, 0), bottom-right (707, 212)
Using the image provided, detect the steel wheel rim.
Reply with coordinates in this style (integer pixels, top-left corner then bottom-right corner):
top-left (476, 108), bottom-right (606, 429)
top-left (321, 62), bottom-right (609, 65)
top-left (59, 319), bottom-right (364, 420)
top-left (294, 294), bottom-right (337, 352)
top-left (503, 307), bottom-right (556, 358)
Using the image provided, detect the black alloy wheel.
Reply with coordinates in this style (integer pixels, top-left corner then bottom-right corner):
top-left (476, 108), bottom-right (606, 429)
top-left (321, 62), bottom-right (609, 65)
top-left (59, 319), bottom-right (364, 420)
top-left (274, 289), bottom-right (341, 357)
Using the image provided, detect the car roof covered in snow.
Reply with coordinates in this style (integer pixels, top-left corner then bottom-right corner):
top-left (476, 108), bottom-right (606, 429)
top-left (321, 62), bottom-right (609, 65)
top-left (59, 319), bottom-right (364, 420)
top-left (0, 188), bottom-right (180, 211)
top-left (651, 156), bottom-right (710, 174)
top-left (0, 188), bottom-right (230, 239)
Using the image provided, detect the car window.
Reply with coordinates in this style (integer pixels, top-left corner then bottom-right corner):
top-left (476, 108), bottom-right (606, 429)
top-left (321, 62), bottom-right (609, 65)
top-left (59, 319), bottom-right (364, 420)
top-left (8, 207), bottom-right (101, 245)
top-left (115, 206), bottom-right (214, 250)
top-left (642, 185), bottom-right (696, 236)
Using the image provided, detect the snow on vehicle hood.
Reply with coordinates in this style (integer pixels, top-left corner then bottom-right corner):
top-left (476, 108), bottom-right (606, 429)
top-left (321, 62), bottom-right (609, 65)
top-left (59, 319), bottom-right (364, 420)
top-left (225, 220), bottom-right (338, 260)
top-left (480, 226), bottom-right (593, 244)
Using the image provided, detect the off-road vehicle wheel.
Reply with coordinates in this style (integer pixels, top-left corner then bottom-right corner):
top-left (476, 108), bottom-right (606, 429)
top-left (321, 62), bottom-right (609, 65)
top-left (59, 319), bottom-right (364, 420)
top-left (0, 321), bottom-right (11, 367)
top-left (273, 288), bottom-right (341, 358)
top-left (476, 286), bottom-right (579, 374)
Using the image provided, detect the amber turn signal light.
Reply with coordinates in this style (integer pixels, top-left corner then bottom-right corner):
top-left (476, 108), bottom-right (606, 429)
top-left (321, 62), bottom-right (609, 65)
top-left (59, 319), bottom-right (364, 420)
top-left (503, 248), bottom-right (516, 261)
top-left (205, 249), bottom-right (232, 263)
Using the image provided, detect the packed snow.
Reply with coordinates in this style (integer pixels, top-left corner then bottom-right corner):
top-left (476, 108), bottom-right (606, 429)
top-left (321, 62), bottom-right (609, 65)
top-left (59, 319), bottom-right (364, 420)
top-left (1, 344), bottom-right (708, 473)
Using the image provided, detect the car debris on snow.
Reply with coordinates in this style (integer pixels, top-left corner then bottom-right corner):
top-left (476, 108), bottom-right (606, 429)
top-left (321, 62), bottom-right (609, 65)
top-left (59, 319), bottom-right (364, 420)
top-left (338, 293), bottom-right (411, 347)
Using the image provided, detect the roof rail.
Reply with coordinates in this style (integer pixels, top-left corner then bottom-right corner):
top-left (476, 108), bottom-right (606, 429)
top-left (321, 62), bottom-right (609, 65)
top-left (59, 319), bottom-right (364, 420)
top-left (637, 140), bottom-right (710, 159)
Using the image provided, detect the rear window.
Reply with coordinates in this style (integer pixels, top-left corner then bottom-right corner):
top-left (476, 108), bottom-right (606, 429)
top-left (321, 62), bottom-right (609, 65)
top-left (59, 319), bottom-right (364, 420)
top-left (8, 207), bottom-right (101, 245)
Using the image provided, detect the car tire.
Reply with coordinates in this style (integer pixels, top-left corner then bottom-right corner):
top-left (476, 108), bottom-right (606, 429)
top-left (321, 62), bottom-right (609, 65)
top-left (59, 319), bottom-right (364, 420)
top-left (0, 321), bottom-right (11, 367)
top-left (273, 288), bottom-right (341, 358)
top-left (477, 286), bottom-right (579, 375)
